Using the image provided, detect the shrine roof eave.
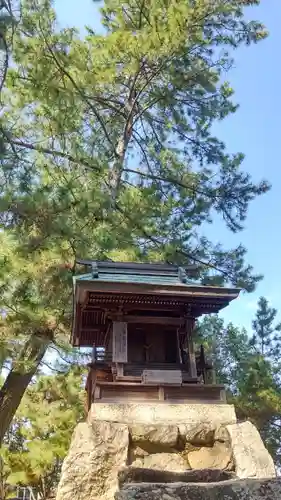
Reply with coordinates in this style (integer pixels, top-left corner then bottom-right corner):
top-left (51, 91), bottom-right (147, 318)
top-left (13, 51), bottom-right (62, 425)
top-left (73, 275), bottom-right (240, 303)
top-left (71, 279), bottom-right (240, 346)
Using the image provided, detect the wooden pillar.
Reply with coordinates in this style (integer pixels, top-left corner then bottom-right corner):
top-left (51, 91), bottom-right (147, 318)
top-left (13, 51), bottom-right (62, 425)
top-left (186, 318), bottom-right (197, 378)
top-left (177, 329), bottom-right (182, 364)
top-left (108, 325), bottom-right (113, 358)
top-left (74, 302), bottom-right (82, 346)
top-left (85, 371), bottom-right (92, 412)
top-left (85, 369), bottom-right (97, 410)
top-left (116, 362), bottom-right (124, 378)
top-left (211, 368), bottom-right (216, 385)
top-left (199, 345), bottom-right (207, 384)
top-left (91, 343), bottom-right (96, 363)
top-left (158, 386), bottom-right (165, 401)
top-left (220, 388), bottom-right (226, 402)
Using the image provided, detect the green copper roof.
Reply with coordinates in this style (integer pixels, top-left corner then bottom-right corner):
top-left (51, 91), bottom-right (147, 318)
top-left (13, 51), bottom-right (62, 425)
top-left (73, 261), bottom-right (198, 287)
top-left (75, 272), bottom-right (196, 286)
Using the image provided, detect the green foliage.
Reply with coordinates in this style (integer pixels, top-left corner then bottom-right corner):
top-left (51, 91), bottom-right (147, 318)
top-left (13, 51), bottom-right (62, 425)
top-left (197, 298), bottom-right (281, 467)
top-left (196, 315), bottom-right (249, 391)
top-left (3, 295), bottom-right (281, 492)
top-left (0, 0), bottom-right (271, 463)
top-left (250, 296), bottom-right (281, 359)
top-left (1, 0), bottom-right (269, 290)
top-left (1, 367), bottom-right (85, 499)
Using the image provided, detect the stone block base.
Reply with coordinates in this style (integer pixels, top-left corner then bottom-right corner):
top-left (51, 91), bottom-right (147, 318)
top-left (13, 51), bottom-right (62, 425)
top-left (56, 405), bottom-right (276, 500)
top-left (89, 402), bottom-right (237, 426)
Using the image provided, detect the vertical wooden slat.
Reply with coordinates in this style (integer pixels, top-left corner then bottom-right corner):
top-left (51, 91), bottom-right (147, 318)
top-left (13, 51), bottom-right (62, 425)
top-left (74, 302), bottom-right (82, 346)
top-left (94, 385), bottom-right (101, 399)
top-left (177, 329), bottom-right (182, 363)
top-left (116, 362), bottom-right (124, 377)
top-left (112, 321), bottom-right (128, 362)
top-left (220, 388), bottom-right (226, 402)
top-left (186, 318), bottom-right (197, 378)
top-left (211, 369), bottom-right (217, 385)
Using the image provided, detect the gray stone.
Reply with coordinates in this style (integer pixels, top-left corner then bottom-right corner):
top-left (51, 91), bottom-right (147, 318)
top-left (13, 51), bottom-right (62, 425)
top-left (115, 478), bottom-right (281, 500)
top-left (131, 445), bottom-right (149, 458)
top-left (129, 424), bottom-right (178, 447)
top-left (188, 441), bottom-right (233, 470)
top-left (226, 421), bottom-right (276, 479)
top-left (56, 421), bottom-right (129, 500)
top-left (132, 453), bottom-right (189, 472)
top-left (118, 466), bottom-right (236, 488)
top-left (90, 402), bottom-right (237, 426)
top-left (179, 423), bottom-right (215, 446)
top-left (214, 425), bottom-right (230, 443)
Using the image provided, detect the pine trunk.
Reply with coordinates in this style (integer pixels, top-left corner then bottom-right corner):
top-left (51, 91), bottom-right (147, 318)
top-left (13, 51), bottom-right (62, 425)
top-left (0, 333), bottom-right (50, 446)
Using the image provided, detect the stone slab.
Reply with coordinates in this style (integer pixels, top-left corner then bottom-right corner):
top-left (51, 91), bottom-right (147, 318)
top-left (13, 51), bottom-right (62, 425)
top-left (226, 421), bottom-right (276, 479)
top-left (56, 421), bottom-right (129, 500)
top-left (118, 467), bottom-right (236, 488)
top-left (116, 478), bottom-right (281, 500)
top-left (90, 403), bottom-right (237, 426)
top-left (188, 441), bottom-right (233, 470)
top-left (129, 424), bottom-right (178, 447)
top-left (132, 453), bottom-right (189, 472)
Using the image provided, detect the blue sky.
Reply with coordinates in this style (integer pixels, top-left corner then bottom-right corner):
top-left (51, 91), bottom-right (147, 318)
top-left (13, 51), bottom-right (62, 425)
top-left (54, 0), bottom-right (280, 333)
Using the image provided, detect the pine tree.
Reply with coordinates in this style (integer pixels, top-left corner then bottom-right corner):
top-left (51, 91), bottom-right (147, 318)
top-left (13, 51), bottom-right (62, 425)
top-left (0, 0), bottom-right (270, 443)
top-left (250, 296), bottom-right (281, 359)
top-left (1, 367), bottom-right (85, 499)
top-left (2, 0), bottom-right (270, 288)
top-left (197, 306), bottom-right (281, 467)
top-left (196, 314), bottom-right (250, 392)
top-left (0, 230), bottom-right (73, 445)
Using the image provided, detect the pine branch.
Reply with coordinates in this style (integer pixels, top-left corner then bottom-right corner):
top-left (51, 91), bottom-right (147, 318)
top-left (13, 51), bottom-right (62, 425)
top-left (115, 202), bottom-right (235, 282)
top-left (0, 33), bottom-right (8, 99)
top-left (8, 137), bottom-right (100, 171)
top-left (37, 18), bottom-right (116, 154)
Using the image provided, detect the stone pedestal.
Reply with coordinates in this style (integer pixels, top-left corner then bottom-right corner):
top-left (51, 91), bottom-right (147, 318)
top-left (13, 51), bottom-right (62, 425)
top-left (56, 403), bottom-right (276, 500)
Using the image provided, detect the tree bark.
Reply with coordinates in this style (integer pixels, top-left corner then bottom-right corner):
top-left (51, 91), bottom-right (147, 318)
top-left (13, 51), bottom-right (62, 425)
top-left (0, 333), bottom-right (51, 446)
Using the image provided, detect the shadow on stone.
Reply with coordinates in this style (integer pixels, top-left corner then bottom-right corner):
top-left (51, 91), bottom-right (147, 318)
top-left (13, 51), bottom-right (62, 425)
top-left (118, 467), bottom-right (236, 488)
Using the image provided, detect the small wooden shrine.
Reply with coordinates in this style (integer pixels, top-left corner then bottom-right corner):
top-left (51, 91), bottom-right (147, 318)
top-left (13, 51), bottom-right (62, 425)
top-left (71, 261), bottom-right (240, 409)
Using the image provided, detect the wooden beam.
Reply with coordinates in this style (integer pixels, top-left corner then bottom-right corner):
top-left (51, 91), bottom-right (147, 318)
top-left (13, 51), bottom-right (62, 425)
top-left (110, 315), bottom-right (183, 326)
top-left (80, 328), bottom-right (107, 335)
top-left (116, 375), bottom-right (142, 382)
top-left (96, 381), bottom-right (225, 389)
